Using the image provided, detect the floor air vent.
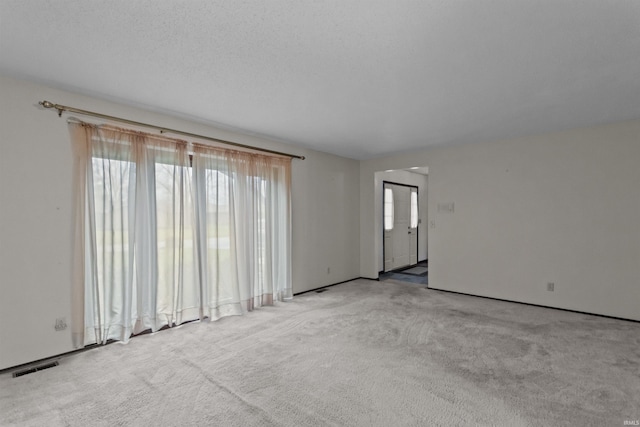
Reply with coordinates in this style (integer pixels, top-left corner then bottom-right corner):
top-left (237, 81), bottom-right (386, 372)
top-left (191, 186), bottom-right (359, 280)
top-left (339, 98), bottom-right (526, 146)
top-left (12, 361), bottom-right (59, 378)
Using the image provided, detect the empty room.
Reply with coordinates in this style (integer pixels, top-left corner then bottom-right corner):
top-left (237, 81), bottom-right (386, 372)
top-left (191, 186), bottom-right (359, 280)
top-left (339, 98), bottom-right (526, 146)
top-left (1, 1), bottom-right (639, 426)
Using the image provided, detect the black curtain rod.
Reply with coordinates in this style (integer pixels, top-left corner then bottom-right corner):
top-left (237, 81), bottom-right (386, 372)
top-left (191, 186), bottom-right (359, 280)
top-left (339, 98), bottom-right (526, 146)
top-left (39, 100), bottom-right (305, 160)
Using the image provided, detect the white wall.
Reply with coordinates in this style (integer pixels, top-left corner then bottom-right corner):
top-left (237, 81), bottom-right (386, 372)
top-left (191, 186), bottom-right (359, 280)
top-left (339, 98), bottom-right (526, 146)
top-left (361, 121), bottom-right (640, 321)
top-left (375, 170), bottom-right (428, 272)
top-left (291, 150), bottom-right (361, 292)
top-left (0, 74), bottom-right (360, 370)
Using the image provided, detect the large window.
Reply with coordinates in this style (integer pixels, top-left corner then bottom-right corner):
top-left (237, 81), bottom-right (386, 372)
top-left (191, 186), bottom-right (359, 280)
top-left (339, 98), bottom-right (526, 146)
top-left (71, 123), bottom-right (292, 347)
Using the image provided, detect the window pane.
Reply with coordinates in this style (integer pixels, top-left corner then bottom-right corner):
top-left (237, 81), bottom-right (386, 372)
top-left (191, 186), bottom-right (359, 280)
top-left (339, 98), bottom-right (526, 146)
top-left (155, 162), bottom-right (198, 317)
top-left (203, 168), bottom-right (235, 302)
top-left (384, 188), bottom-right (394, 231)
top-left (410, 191), bottom-right (418, 228)
top-left (90, 157), bottom-right (135, 327)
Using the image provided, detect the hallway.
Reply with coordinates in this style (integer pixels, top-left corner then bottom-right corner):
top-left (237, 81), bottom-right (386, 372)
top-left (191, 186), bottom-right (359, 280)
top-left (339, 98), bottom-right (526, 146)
top-left (379, 260), bottom-right (428, 285)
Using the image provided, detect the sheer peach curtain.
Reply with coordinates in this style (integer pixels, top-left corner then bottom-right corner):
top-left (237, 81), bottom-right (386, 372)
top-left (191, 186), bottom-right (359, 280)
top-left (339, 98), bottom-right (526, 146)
top-left (70, 123), bottom-right (292, 347)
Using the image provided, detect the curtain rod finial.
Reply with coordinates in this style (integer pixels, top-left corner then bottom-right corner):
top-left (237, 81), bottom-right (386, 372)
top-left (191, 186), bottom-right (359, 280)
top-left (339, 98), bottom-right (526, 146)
top-left (39, 101), bottom-right (63, 116)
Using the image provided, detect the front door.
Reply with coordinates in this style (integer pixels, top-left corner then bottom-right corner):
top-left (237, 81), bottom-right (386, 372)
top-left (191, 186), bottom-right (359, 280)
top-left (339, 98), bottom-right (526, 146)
top-left (384, 183), bottom-right (418, 272)
top-left (409, 187), bottom-right (418, 265)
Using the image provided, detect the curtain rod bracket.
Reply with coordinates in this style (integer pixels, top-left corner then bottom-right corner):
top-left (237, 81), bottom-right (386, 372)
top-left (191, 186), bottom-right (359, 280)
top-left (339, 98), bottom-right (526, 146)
top-left (38, 100), bottom-right (305, 160)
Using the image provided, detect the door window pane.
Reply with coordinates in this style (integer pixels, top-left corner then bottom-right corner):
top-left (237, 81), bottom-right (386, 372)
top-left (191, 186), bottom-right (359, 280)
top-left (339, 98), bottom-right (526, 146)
top-left (410, 191), bottom-right (418, 228)
top-left (384, 188), bottom-right (394, 230)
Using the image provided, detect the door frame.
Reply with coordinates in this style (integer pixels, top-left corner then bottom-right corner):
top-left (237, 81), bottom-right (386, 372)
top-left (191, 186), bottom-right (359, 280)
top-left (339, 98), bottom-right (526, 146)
top-left (382, 181), bottom-right (419, 272)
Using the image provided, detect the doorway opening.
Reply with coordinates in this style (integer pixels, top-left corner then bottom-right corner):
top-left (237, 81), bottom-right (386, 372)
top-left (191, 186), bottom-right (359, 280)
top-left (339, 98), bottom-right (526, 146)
top-left (376, 167), bottom-right (428, 284)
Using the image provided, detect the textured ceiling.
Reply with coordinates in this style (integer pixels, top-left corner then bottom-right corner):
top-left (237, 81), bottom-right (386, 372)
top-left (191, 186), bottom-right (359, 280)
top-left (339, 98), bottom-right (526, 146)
top-left (1, 1), bottom-right (640, 159)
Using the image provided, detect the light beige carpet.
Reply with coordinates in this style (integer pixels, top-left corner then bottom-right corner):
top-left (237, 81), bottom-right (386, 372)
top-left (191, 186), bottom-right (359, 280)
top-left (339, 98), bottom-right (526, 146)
top-left (1, 279), bottom-right (639, 426)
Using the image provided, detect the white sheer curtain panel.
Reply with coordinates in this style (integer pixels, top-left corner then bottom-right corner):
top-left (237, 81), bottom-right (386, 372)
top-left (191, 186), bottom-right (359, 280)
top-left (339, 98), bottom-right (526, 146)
top-left (192, 145), bottom-right (292, 318)
top-left (70, 123), bottom-right (292, 347)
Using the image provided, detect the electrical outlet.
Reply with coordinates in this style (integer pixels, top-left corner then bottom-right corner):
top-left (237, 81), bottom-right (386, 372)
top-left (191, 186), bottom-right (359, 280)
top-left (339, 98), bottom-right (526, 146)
top-left (54, 317), bottom-right (67, 331)
top-left (547, 282), bottom-right (555, 292)
top-left (327, 267), bottom-right (331, 274)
